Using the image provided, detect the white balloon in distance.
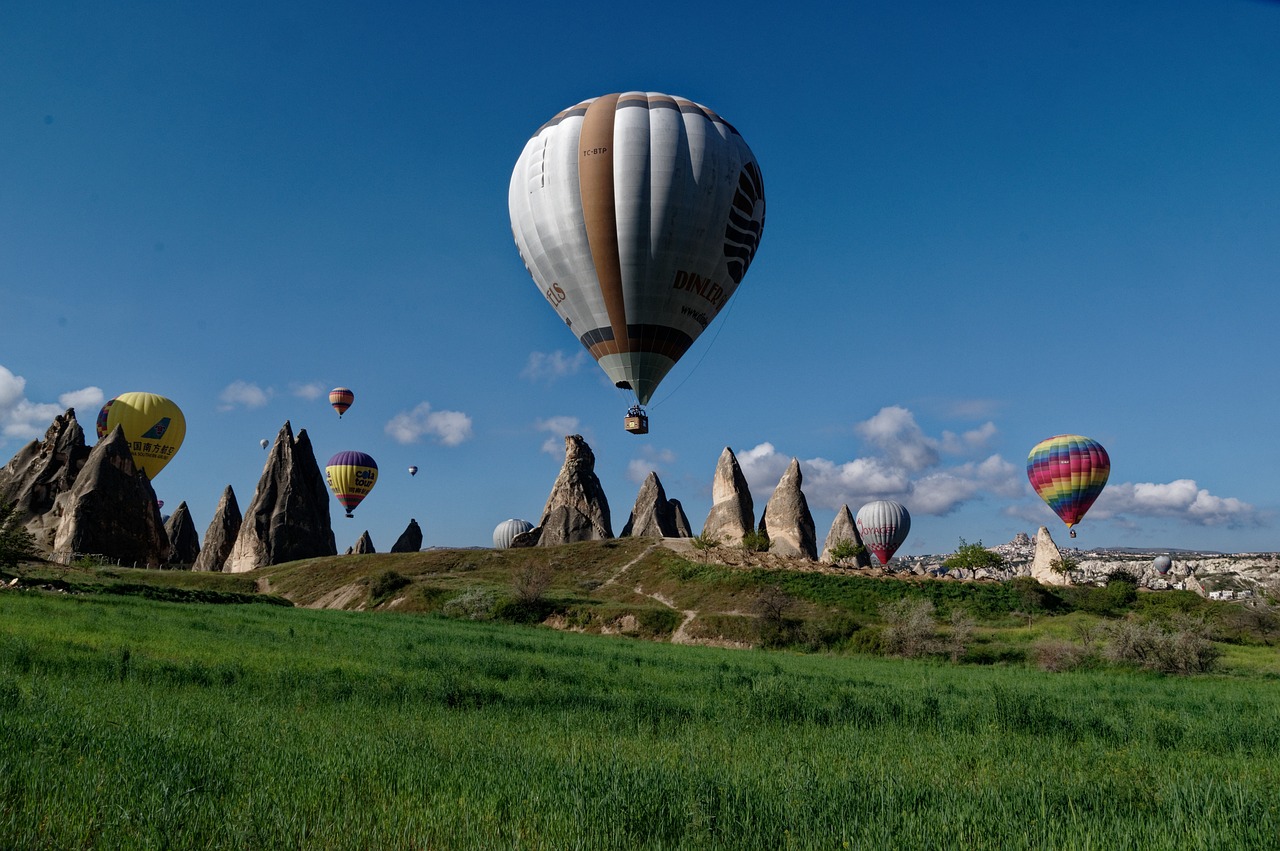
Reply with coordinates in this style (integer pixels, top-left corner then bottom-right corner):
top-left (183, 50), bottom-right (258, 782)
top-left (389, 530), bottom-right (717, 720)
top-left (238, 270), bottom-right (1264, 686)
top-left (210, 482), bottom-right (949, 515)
top-left (509, 92), bottom-right (766, 407)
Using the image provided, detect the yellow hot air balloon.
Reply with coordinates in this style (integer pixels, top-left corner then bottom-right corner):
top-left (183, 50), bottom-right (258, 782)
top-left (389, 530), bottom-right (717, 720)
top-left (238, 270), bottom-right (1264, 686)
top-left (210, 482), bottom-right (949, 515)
top-left (95, 392), bottom-right (186, 480)
top-left (325, 451), bottom-right (378, 518)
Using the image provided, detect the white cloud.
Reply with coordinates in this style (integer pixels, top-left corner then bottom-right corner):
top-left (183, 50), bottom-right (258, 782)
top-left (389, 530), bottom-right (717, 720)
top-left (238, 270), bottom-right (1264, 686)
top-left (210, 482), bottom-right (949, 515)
top-left (385, 402), bottom-right (474, 446)
top-left (626, 447), bottom-right (676, 484)
top-left (522, 350), bottom-right (587, 382)
top-left (534, 416), bottom-right (580, 455)
top-left (940, 421), bottom-right (998, 455)
top-left (0, 365), bottom-right (104, 442)
top-left (1093, 479), bottom-right (1260, 527)
top-left (218, 380), bottom-right (272, 411)
top-left (290, 381), bottom-right (327, 400)
top-left (855, 406), bottom-right (940, 471)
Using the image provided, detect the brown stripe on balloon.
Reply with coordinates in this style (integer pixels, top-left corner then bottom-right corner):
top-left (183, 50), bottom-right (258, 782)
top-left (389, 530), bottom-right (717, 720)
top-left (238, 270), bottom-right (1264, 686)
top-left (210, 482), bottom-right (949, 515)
top-left (578, 94), bottom-right (630, 355)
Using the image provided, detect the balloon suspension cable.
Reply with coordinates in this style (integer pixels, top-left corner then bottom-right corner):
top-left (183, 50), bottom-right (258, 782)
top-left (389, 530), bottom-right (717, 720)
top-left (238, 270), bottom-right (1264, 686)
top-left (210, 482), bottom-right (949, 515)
top-left (645, 289), bottom-right (741, 411)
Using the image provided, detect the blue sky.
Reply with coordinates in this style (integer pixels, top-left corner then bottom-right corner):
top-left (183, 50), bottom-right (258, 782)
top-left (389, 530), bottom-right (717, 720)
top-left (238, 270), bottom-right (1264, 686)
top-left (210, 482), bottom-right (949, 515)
top-left (3, 1), bottom-right (1278, 556)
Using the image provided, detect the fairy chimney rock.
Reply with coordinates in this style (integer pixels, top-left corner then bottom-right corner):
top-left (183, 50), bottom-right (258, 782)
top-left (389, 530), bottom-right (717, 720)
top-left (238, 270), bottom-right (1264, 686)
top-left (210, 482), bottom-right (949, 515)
top-left (51, 426), bottom-right (168, 568)
top-left (352, 530), bottom-right (375, 554)
top-left (669, 499), bottom-right (693, 538)
top-left (163, 501), bottom-right (201, 567)
top-left (758, 458), bottom-right (817, 560)
top-left (1030, 525), bottom-right (1068, 585)
top-left (0, 408), bottom-right (92, 550)
top-left (390, 518), bottom-right (423, 553)
top-left (192, 485), bottom-right (242, 572)
top-left (701, 447), bottom-right (754, 545)
top-left (524, 434), bottom-right (613, 547)
top-left (821, 504), bottom-right (873, 567)
top-left (621, 471), bottom-right (681, 538)
top-left (223, 421), bottom-right (336, 572)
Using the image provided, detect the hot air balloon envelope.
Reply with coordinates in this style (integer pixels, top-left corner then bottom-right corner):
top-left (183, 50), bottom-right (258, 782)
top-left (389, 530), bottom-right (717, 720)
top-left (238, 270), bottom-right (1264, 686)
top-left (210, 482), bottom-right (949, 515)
top-left (855, 500), bottom-right (911, 565)
top-left (325, 451), bottom-right (378, 517)
top-left (329, 387), bottom-right (354, 418)
top-left (260, 439), bottom-right (269, 450)
top-left (493, 519), bottom-right (534, 549)
top-left (1027, 435), bottom-right (1110, 537)
top-left (408, 465), bottom-right (418, 477)
top-left (1153, 555), bottom-right (1172, 575)
top-left (95, 392), bottom-right (186, 480)
top-left (509, 92), bottom-right (766, 418)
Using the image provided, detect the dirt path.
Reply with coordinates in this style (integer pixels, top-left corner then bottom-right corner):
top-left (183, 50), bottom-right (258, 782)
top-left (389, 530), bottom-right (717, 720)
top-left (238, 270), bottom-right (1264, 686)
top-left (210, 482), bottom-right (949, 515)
top-left (601, 542), bottom-right (660, 587)
top-left (635, 587), bottom-right (699, 645)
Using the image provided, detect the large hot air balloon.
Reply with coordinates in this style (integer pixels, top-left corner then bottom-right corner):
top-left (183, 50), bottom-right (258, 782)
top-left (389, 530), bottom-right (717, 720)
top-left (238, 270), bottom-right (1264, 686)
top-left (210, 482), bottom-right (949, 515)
top-left (509, 92), bottom-right (766, 434)
top-left (329, 387), bottom-right (354, 418)
top-left (493, 519), bottom-right (534, 549)
top-left (1153, 555), bottom-right (1172, 575)
top-left (95, 392), bottom-right (186, 480)
top-left (1027, 434), bottom-right (1110, 538)
top-left (325, 451), bottom-right (378, 518)
top-left (855, 500), bottom-right (911, 565)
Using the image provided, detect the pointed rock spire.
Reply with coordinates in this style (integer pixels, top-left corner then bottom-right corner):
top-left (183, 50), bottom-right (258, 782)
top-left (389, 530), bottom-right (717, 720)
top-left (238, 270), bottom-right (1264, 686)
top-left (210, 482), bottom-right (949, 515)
top-left (223, 421), bottom-right (336, 572)
top-left (1029, 525), bottom-right (1068, 585)
top-left (523, 434), bottom-right (612, 546)
top-left (821, 504), bottom-right (872, 567)
top-left (390, 518), bottom-right (423, 553)
top-left (163, 501), bottom-right (201, 567)
top-left (352, 530), bottom-right (375, 554)
top-left (701, 447), bottom-right (754, 545)
top-left (668, 498), bottom-right (693, 538)
top-left (758, 458), bottom-right (817, 560)
top-left (192, 486), bottom-right (242, 572)
top-left (51, 426), bottom-right (168, 567)
top-left (0, 408), bottom-right (91, 550)
top-left (621, 471), bottom-right (682, 538)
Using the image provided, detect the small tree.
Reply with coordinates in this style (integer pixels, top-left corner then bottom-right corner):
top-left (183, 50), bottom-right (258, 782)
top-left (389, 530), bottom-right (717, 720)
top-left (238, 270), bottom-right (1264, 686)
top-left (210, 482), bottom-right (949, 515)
top-left (946, 608), bottom-right (975, 663)
top-left (0, 502), bottom-right (37, 569)
top-left (942, 538), bottom-right (1006, 575)
top-left (512, 563), bottom-right (553, 605)
top-left (828, 538), bottom-right (866, 564)
top-left (741, 529), bottom-right (773, 553)
top-left (879, 598), bottom-right (936, 658)
top-left (690, 532), bottom-right (722, 551)
top-left (1049, 555), bottom-right (1080, 582)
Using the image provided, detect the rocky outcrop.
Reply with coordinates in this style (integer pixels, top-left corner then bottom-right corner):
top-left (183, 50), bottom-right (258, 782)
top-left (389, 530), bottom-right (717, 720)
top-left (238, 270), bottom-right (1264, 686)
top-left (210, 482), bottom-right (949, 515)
top-left (391, 519), bottom-right (423, 553)
top-left (223, 421), bottom-right (336, 572)
top-left (758, 458), bottom-right (817, 560)
top-left (821, 504), bottom-right (873, 567)
top-left (51, 427), bottom-right (168, 568)
top-left (669, 499), bottom-right (693, 538)
top-left (621, 472), bottom-right (684, 538)
top-left (192, 486), bottom-right (241, 572)
top-left (0, 408), bottom-right (92, 551)
top-left (163, 501), bottom-right (201, 567)
top-left (701, 447), bottom-right (754, 545)
top-left (1030, 526), bottom-right (1068, 585)
top-left (520, 435), bottom-right (612, 547)
top-left (352, 531), bottom-right (375, 554)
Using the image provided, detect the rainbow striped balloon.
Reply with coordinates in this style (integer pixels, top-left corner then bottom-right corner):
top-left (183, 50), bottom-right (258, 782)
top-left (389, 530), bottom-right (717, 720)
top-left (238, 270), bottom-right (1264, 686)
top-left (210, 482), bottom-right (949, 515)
top-left (1026, 434), bottom-right (1110, 536)
top-left (328, 387), bottom-right (354, 418)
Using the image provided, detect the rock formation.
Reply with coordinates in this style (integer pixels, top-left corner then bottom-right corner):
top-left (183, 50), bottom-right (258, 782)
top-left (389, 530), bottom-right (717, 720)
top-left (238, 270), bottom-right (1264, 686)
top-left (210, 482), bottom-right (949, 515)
top-left (1029, 526), bottom-right (1068, 585)
top-left (519, 434), bottom-right (612, 547)
top-left (51, 427), bottom-right (169, 568)
top-left (669, 499), bottom-right (693, 538)
top-left (223, 421), bottom-right (336, 572)
top-left (821, 504), bottom-right (873, 567)
top-left (758, 458), bottom-right (817, 560)
top-left (0, 408), bottom-right (92, 550)
top-left (390, 518), bottom-right (423, 553)
top-left (621, 471), bottom-right (685, 538)
top-left (192, 486), bottom-right (242, 572)
top-left (352, 531), bottom-right (375, 554)
top-left (163, 501), bottom-right (201, 567)
top-left (700, 447), bottom-right (754, 545)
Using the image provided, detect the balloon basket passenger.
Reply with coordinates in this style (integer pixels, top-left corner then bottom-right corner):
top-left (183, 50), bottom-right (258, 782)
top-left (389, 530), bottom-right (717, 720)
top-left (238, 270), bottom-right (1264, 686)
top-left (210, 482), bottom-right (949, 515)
top-left (624, 406), bottom-right (649, 435)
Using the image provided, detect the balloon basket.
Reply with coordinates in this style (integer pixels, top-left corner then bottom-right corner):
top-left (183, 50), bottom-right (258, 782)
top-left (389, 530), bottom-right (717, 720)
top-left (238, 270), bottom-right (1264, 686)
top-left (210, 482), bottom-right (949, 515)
top-left (624, 413), bottom-right (649, 435)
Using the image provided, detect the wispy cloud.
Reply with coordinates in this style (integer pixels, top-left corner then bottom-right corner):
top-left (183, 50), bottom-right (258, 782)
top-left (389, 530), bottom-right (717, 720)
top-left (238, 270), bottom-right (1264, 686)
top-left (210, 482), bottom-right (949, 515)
top-left (385, 402), bottom-right (473, 446)
top-left (218, 380), bottom-right (272, 411)
top-left (0, 365), bottom-right (103, 442)
top-left (534, 416), bottom-right (580, 456)
top-left (290, 381), bottom-right (327, 401)
top-left (626, 446), bottom-right (677, 484)
top-left (522, 350), bottom-right (587, 383)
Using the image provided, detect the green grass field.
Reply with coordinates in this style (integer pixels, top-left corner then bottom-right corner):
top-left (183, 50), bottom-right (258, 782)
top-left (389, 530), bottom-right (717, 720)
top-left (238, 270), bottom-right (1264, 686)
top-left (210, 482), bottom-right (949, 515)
top-left (3, 586), bottom-right (1279, 849)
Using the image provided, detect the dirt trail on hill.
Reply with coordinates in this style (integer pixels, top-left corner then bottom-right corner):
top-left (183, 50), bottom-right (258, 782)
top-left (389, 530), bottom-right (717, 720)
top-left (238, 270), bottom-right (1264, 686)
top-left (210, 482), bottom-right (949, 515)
top-left (635, 587), bottom-right (699, 645)
top-left (601, 542), bottom-right (659, 587)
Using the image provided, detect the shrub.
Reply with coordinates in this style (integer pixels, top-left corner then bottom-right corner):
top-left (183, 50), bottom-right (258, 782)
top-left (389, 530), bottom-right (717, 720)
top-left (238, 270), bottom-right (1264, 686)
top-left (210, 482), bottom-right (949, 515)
top-left (369, 570), bottom-right (410, 603)
top-left (511, 563), bottom-right (553, 606)
top-left (946, 608), bottom-right (975, 663)
top-left (0, 502), bottom-right (37, 569)
top-left (690, 533), bottom-right (722, 551)
top-left (753, 585), bottom-right (800, 648)
top-left (1034, 639), bottom-right (1095, 673)
top-left (441, 588), bottom-right (498, 620)
top-left (741, 530), bottom-right (773, 553)
top-left (828, 538), bottom-right (865, 563)
top-left (1103, 617), bottom-right (1221, 674)
top-left (879, 598), bottom-right (936, 658)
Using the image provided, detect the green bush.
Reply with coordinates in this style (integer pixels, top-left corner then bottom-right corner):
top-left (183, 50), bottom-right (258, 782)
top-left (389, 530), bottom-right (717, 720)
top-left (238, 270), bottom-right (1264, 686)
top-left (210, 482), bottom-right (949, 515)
top-left (369, 570), bottom-right (411, 603)
top-left (441, 588), bottom-right (498, 620)
top-left (741, 529), bottom-right (773, 553)
top-left (828, 538), bottom-right (865, 563)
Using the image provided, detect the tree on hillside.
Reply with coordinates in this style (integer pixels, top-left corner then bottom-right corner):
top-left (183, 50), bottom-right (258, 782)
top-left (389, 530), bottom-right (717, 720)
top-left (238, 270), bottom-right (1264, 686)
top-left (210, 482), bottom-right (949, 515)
top-left (0, 501), bottom-right (37, 569)
top-left (942, 538), bottom-right (1006, 575)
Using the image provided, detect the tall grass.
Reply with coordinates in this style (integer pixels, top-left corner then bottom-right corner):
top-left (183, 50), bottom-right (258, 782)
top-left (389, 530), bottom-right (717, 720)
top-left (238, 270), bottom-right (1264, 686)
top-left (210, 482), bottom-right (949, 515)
top-left (2, 590), bottom-right (1278, 849)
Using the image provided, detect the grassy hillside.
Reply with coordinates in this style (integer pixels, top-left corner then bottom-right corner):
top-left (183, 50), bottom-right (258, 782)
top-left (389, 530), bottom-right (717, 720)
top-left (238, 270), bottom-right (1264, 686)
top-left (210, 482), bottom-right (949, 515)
top-left (2, 587), bottom-right (1278, 849)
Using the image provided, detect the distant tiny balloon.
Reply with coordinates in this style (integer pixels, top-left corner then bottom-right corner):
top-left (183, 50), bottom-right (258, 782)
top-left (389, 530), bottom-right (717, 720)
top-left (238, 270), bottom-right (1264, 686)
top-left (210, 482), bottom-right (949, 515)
top-left (1153, 555), bottom-right (1172, 575)
top-left (408, 465), bottom-right (418, 477)
top-left (260, 438), bottom-right (269, 450)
